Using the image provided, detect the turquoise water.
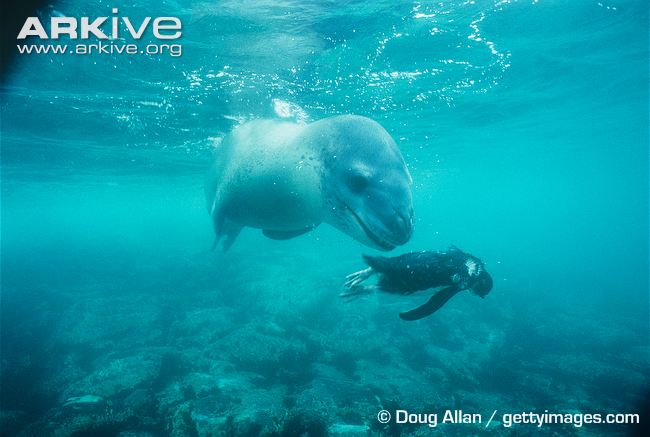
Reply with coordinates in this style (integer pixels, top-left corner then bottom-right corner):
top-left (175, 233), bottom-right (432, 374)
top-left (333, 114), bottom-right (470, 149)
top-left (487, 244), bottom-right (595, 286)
top-left (1, 0), bottom-right (648, 435)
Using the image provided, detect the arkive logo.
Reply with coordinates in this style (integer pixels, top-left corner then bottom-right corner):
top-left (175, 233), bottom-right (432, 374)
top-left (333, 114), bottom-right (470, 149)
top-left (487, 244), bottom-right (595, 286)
top-left (16, 8), bottom-right (183, 57)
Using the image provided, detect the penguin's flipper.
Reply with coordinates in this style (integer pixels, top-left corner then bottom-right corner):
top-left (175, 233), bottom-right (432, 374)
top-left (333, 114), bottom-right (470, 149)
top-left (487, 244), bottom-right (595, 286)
top-left (399, 286), bottom-right (461, 321)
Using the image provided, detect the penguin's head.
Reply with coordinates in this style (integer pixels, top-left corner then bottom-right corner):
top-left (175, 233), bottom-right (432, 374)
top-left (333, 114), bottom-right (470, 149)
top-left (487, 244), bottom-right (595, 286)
top-left (464, 256), bottom-right (492, 297)
top-left (472, 270), bottom-right (493, 298)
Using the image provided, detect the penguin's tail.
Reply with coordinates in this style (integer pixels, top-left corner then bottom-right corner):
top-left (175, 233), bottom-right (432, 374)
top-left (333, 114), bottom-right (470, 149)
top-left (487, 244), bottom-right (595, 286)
top-left (362, 254), bottom-right (391, 271)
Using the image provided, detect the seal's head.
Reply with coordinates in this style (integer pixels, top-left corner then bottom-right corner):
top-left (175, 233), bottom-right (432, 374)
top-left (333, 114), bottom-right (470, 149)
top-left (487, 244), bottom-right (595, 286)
top-left (318, 115), bottom-right (414, 250)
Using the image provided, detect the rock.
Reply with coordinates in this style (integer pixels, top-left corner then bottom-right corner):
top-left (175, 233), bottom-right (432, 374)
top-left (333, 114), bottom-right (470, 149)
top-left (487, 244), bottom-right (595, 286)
top-left (171, 404), bottom-right (198, 437)
top-left (61, 349), bottom-right (176, 401)
top-left (329, 423), bottom-right (370, 436)
top-left (191, 382), bottom-right (286, 436)
top-left (214, 325), bottom-right (312, 384)
top-left (0, 410), bottom-right (28, 436)
top-left (55, 296), bottom-right (164, 352)
top-left (62, 394), bottom-right (105, 407)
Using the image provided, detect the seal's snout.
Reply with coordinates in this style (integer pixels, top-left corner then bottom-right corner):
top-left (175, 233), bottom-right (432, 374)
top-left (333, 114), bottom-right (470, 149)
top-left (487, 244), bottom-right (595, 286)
top-left (391, 205), bottom-right (414, 245)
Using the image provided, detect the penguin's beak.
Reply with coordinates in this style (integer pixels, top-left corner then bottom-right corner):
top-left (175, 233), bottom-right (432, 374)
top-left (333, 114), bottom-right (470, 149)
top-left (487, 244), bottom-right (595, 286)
top-left (472, 271), bottom-right (493, 297)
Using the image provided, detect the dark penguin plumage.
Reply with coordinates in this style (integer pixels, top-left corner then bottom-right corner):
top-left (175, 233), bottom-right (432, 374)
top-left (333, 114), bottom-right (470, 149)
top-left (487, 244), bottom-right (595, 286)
top-left (362, 246), bottom-right (493, 320)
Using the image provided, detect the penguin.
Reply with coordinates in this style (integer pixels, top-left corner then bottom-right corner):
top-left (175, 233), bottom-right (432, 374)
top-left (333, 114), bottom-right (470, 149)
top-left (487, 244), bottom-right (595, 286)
top-left (341, 246), bottom-right (493, 320)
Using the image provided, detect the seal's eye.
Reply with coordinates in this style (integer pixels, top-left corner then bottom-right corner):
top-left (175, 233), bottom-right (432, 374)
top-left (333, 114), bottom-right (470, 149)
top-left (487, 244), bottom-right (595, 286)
top-left (347, 173), bottom-right (369, 192)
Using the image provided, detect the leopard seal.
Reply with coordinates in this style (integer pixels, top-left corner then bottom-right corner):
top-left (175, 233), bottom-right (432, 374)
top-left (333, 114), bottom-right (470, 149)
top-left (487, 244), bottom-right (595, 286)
top-left (205, 115), bottom-right (414, 250)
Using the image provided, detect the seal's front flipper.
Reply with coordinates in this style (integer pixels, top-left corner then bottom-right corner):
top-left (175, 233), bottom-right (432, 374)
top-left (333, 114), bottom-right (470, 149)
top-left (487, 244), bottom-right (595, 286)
top-left (263, 227), bottom-right (314, 240)
top-left (222, 225), bottom-right (243, 251)
top-left (212, 209), bottom-right (242, 252)
top-left (399, 286), bottom-right (461, 321)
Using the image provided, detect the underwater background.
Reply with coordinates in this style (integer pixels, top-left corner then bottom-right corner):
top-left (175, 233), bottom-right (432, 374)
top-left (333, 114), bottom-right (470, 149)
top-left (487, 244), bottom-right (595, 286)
top-left (1, 0), bottom-right (648, 435)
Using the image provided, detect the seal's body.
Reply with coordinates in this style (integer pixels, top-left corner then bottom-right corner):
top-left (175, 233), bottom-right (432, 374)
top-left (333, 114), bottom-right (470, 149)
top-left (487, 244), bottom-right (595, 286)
top-left (206, 115), bottom-right (414, 250)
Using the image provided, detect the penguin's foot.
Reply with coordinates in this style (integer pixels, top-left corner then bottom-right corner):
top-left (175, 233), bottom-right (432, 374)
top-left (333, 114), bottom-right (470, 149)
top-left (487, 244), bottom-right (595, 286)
top-left (339, 284), bottom-right (377, 299)
top-left (343, 267), bottom-right (374, 288)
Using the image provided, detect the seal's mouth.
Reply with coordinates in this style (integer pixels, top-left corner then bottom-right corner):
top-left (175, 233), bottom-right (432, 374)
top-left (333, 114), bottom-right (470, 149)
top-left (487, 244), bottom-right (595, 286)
top-left (345, 205), bottom-right (395, 251)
